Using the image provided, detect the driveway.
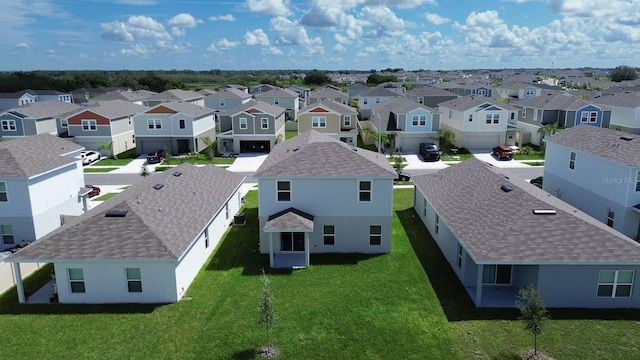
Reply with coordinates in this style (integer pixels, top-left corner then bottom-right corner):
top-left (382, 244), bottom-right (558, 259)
top-left (469, 149), bottom-right (536, 168)
top-left (226, 153), bottom-right (268, 172)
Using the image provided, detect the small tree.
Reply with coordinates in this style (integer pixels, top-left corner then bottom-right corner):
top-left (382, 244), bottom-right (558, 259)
top-left (258, 269), bottom-right (276, 358)
top-left (432, 128), bottom-right (455, 154)
top-left (537, 123), bottom-right (559, 149)
top-left (98, 141), bottom-right (114, 159)
top-left (516, 285), bottom-right (549, 355)
top-left (140, 164), bottom-right (150, 177)
top-left (201, 136), bottom-right (216, 161)
top-left (392, 153), bottom-right (404, 173)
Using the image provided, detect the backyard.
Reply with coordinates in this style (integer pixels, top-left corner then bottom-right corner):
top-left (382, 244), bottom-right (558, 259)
top-left (1, 189), bottom-right (639, 359)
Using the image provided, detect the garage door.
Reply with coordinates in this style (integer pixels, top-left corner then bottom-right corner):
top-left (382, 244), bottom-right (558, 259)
top-left (141, 140), bottom-right (169, 154)
top-left (466, 136), bottom-right (500, 150)
top-left (240, 140), bottom-right (270, 153)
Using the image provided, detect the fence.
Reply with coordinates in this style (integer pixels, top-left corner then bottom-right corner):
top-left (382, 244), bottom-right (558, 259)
top-left (0, 261), bottom-right (46, 295)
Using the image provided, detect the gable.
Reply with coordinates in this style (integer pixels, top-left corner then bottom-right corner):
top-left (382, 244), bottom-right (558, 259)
top-left (68, 111), bottom-right (110, 125)
top-left (146, 106), bottom-right (177, 114)
top-left (247, 108), bottom-right (262, 114)
top-left (309, 107), bottom-right (330, 113)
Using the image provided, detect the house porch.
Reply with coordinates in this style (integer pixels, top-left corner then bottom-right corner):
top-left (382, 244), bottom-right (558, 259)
top-left (464, 285), bottom-right (519, 308)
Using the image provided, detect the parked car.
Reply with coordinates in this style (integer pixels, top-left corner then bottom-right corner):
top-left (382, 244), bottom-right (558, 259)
top-left (492, 145), bottom-right (513, 160)
top-left (86, 185), bottom-right (101, 198)
top-left (529, 176), bottom-right (543, 189)
top-left (419, 143), bottom-right (441, 162)
top-left (396, 170), bottom-right (411, 182)
top-left (146, 151), bottom-right (163, 164)
top-left (79, 150), bottom-right (100, 165)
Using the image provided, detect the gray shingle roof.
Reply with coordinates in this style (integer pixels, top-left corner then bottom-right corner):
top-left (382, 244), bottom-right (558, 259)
top-left (8, 163), bottom-right (245, 261)
top-left (406, 86), bottom-right (458, 97)
top-left (544, 124), bottom-right (640, 167)
top-left (264, 208), bottom-right (315, 231)
top-left (90, 90), bottom-right (156, 102)
top-left (438, 95), bottom-right (518, 111)
top-left (255, 130), bottom-right (397, 178)
top-left (74, 100), bottom-right (149, 119)
top-left (370, 96), bottom-right (436, 131)
top-left (219, 99), bottom-right (286, 117)
top-left (299, 99), bottom-right (357, 116)
top-left (0, 134), bottom-right (82, 178)
top-left (413, 159), bottom-right (640, 264)
top-left (149, 101), bottom-right (215, 118)
top-left (590, 92), bottom-right (640, 108)
top-left (8, 101), bottom-right (81, 119)
top-left (309, 87), bottom-right (347, 99)
top-left (146, 89), bottom-right (204, 101)
top-left (255, 87), bottom-right (298, 98)
top-left (357, 87), bottom-right (399, 98)
top-left (510, 91), bottom-right (608, 111)
top-left (205, 87), bottom-right (253, 100)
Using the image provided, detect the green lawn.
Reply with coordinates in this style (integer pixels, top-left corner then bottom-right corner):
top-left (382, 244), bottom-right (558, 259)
top-left (285, 130), bottom-right (298, 140)
top-left (440, 153), bottom-right (474, 162)
top-left (163, 155), bottom-right (236, 165)
top-left (357, 135), bottom-right (378, 152)
top-left (94, 158), bottom-right (134, 166)
top-left (83, 167), bottom-right (117, 173)
top-left (2, 189), bottom-right (640, 359)
top-left (94, 192), bottom-right (118, 201)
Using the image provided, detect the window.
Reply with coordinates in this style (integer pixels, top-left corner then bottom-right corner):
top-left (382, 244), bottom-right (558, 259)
top-left (277, 181), bottom-right (291, 202)
top-left (0, 181), bottom-right (7, 202)
top-left (423, 197), bottom-right (427, 217)
top-left (597, 270), bottom-right (634, 298)
top-left (147, 119), bottom-right (161, 130)
top-left (239, 117), bottom-right (247, 129)
top-left (1, 225), bottom-right (14, 245)
top-left (312, 116), bottom-right (326, 128)
top-left (128, 117), bottom-right (132, 126)
top-left (125, 268), bottom-right (142, 293)
top-left (82, 119), bottom-right (97, 131)
top-left (359, 181), bottom-right (371, 202)
top-left (590, 111), bottom-right (597, 123)
top-left (204, 227), bottom-right (209, 248)
top-left (1, 120), bottom-right (17, 131)
top-left (482, 265), bottom-right (512, 284)
top-left (363, 98), bottom-right (368, 105)
top-left (486, 114), bottom-right (492, 124)
top-left (448, 110), bottom-right (453, 119)
top-left (636, 171), bottom-right (640, 192)
top-left (533, 110), bottom-right (538, 121)
top-left (274, 98), bottom-right (279, 105)
top-left (468, 114), bottom-right (473, 122)
top-left (375, 98), bottom-right (380, 104)
top-left (281, 232), bottom-right (305, 251)
top-left (607, 208), bottom-right (615, 227)
top-left (412, 115), bottom-right (426, 126)
top-left (569, 152), bottom-right (576, 170)
top-left (179, 119), bottom-right (185, 129)
top-left (225, 203), bottom-right (229, 220)
top-left (323, 225), bottom-right (335, 245)
top-left (261, 118), bottom-right (269, 129)
top-left (68, 268), bottom-right (85, 293)
top-left (435, 214), bottom-right (439, 234)
top-left (343, 116), bottom-right (351, 127)
top-left (580, 111), bottom-right (589, 123)
top-left (522, 108), bottom-right (527, 118)
top-left (493, 114), bottom-right (499, 124)
top-left (457, 242), bottom-right (463, 268)
top-left (525, 88), bottom-right (535, 97)
top-left (370, 225), bottom-right (382, 245)
top-left (418, 97), bottom-right (424, 104)
top-left (61, 119), bottom-right (68, 128)
top-left (220, 99), bottom-right (225, 107)
top-left (511, 112), bottom-right (515, 120)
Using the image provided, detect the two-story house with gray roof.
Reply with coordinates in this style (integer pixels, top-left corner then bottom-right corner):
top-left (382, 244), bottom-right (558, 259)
top-left (0, 90), bottom-right (73, 111)
top-left (203, 87), bottom-right (253, 115)
top-left (0, 101), bottom-right (81, 138)
top-left (216, 99), bottom-right (286, 154)
top-left (0, 134), bottom-right (85, 251)
top-left (369, 96), bottom-right (440, 153)
top-left (590, 91), bottom-right (640, 134)
top-left (254, 87), bottom-right (300, 121)
top-left (7, 163), bottom-right (246, 304)
top-left (414, 158), bottom-right (640, 308)
top-left (404, 86), bottom-right (458, 108)
top-left (255, 130), bottom-right (396, 268)
top-left (67, 100), bottom-right (149, 156)
top-left (133, 101), bottom-right (216, 156)
top-left (356, 87), bottom-right (398, 120)
top-left (297, 99), bottom-right (358, 145)
top-left (543, 125), bottom-right (640, 241)
top-left (438, 95), bottom-right (520, 149)
top-left (308, 87), bottom-right (349, 105)
top-left (143, 89), bottom-right (205, 107)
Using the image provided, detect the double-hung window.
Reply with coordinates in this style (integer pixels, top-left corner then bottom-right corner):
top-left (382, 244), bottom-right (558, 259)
top-left (569, 152), bottom-right (576, 170)
top-left (1, 224), bottom-right (14, 245)
top-left (61, 119), bottom-right (68, 128)
top-left (486, 114), bottom-right (492, 124)
top-left (457, 243), bottom-right (463, 268)
top-left (435, 214), bottom-right (439, 234)
top-left (126, 268), bottom-right (142, 293)
top-left (580, 111), bottom-right (589, 123)
top-left (369, 225), bottom-right (382, 245)
top-left (323, 225), bottom-right (335, 245)
top-left (0, 181), bottom-right (7, 202)
top-left (359, 181), bottom-right (371, 202)
top-left (590, 111), bottom-right (597, 123)
top-left (179, 119), bottom-right (186, 129)
top-left (312, 116), bottom-right (326, 128)
top-left (606, 208), bottom-right (615, 227)
top-left (277, 181), bottom-right (291, 202)
top-left (343, 116), bottom-right (351, 127)
top-left (239, 117), bottom-right (247, 129)
top-left (636, 171), bottom-right (640, 192)
top-left (147, 119), bottom-right (161, 130)
top-left (597, 270), bottom-right (634, 298)
top-left (68, 268), bottom-right (86, 293)
top-left (1, 120), bottom-right (16, 131)
top-left (82, 119), bottom-right (97, 131)
top-left (492, 114), bottom-right (499, 124)
top-left (261, 118), bottom-right (269, 129)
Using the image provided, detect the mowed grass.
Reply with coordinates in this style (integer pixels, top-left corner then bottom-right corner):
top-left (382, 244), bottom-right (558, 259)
top-left (0, 189), bottom-right (457, 360)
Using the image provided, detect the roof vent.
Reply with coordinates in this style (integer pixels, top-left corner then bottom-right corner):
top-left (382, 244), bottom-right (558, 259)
top-left (532, 208), bottom-right (556, 215)
top-left (620, 135), bottom-right (634, 141)
top-left (500, 184), bottom-right (514, 192)
top-left (172, 171), bottom-right (182, 177)
top-left (499, 173), bottom-right (509, 179)
top-left (153, 183), bottom-right (164, 190)
top-left (105, 210), bottom-right (128, 217)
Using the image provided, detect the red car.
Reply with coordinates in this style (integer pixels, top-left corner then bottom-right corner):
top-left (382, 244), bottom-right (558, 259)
top-left (86, 185), bottom-right (101, 198)
top-left (492, 146), bottom-right (513, 160)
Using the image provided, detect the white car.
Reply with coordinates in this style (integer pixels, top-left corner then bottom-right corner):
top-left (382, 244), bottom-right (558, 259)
top-left (79, 151), bottom-right (100, 165)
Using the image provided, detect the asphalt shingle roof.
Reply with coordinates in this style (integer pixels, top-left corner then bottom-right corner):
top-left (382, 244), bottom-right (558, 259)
top-left (8, 101), bottom-right (81, 119)
top-left (8, 163), bottom-right (245, 261)
top-left (149, 101), bottom-right (215, 118)
top-left (0, 134), bottom-right (82, 178)
top-left (255, 130), bottom-right (397, 178)
top-left (299, 99), bottom-right (357, 116)
top-left (146, 89), bottom-right (203, 101)
top-left (413, 159), bottom-right (640, 264)
top-left (255, 87), bottom-right (298, 98)
top-left (74, 100), bottom-right (149, 119)
top-left (370, 96), bottom-right (436, 131)
top-left (544, 124), bottom-right (640, 167)
top-left (438, 95), bottom-right (518, 111)
top-left (219, 99), bottom-right (286, 117)
top-left (204, 87), bottom-right (252, 100)
top-left (265, 208), bottom-right (315, 231)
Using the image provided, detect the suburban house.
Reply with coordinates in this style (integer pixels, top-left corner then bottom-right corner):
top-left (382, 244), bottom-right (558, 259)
top-left (133, 101), bottom-right (216, 156)
top-left (347, 83), bottom-right (369, 102)
top-left (286, 85), bottom-right (311, 106)
top-left (543, 125), bottom-right (640, 241)
top-left (404, 86), bottom-right (458, 108)
top-left (216, 99), bottom-right (286, 154)
top-left (439, 81), bottom-right (492, 97)
top-left (219, 84), bottom-right (248, 93)
top-left (356, 87), bottom-right (398, 120)
top-left (511, 92), bottom-right (612, 145)
top-left (7, 163), bottom-right (246, 304)
top-left (0, 134), bottom-right (85, 251)
top-left (438, 95), bottom-right (520, 149)
top-left (67, 99), bottom-right (148, 156)
top-left (308, 87), bottom-right (349, 105)
top-left (493, 82), bottom-right (543, 99)
top-left (375, 82), bottom-right (405, 95)
top-left (0, 101), bottom-right (81, 138)
top-left (203, 87), bottom-right (253, 113)
top-left (255, 130), bottom-right (397, 268)
top-left (368, 96), bottom-right (440, 153)
top-left (254, 87), bottom-right (300, 121)
top-left (297, 99), bottom-right (358, 145)
top-left (590, 91), bottom-right (640, 134)
top-left (250, 84), bottom-right (277, 96)
top-left (143, 89), bottom-right (205, 107)
top-left (414, 158), bottom-right (640, 308)
top-left (0, 90), bottom-right (73, 111)
top-left (70, 87), bottom-right (129, 105)
top-left (88, 89), bottom-right (156, 105)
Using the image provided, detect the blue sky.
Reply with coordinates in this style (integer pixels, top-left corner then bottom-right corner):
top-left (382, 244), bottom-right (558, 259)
top-left (3, 0), bottom-right (640, 71)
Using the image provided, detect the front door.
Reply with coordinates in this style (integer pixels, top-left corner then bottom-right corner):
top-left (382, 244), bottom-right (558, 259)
top-left (177, 139), bottom-right (189, 154)
top-left (281, 232), bottom-right (305, 252)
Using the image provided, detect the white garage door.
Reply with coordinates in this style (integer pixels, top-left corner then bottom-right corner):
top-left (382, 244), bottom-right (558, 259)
top-left (467, 135), bottom-right (500, 150)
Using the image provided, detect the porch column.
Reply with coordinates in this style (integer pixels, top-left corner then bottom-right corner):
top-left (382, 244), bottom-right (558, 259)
top-left (269, 233), bottom-right (274, 268)
top-left (304, 233), bottom-right (310, 267)
top-left (13, 263), bottom-right (25, 304)
top-left (475, 264), bottom-right (483, 307)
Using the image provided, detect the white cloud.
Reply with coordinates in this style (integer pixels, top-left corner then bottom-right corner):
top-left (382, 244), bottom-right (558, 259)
top-left (15, 42), bottom-right (29, 49)
top-left (264, 46), bottom-right (284, 55)
top-left (101, 15), bottom-right (172, 43)
top-left (425, 12), bottom-right (450, 25)
top-left (209, 14), bottom-right (236, 21)
top-left (120, 43), bottom-right (150, 56)
top-left (245, 29), bottom-right (270, 46)
top-left (171, 27), bottom-right (186, 37)
top-left (333, 43), bottom-right (347, 52)
top-left (270, 17), bottom-right (322, 46)
top-left (547, 0), bottom-right (640, 24)
top-left (217, 38), bottom-right (239, 50)
top-left (101, 21), bottom-right (135, 42)
top-left (245, 0), bottom-right (291, 16)
top-left (361, 6), bottom-right (406, 37)
top-left (167, 13), bottom-right (200, 28)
